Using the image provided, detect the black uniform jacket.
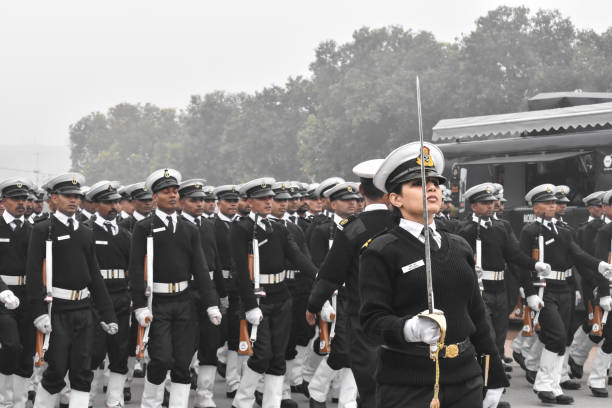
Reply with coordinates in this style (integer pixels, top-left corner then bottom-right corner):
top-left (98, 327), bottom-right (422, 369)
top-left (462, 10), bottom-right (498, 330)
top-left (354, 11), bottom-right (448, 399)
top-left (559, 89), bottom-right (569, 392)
top-left (0, 217), bottom-right (32, 294)
top-left (359, 225), bottom-right (508, 388)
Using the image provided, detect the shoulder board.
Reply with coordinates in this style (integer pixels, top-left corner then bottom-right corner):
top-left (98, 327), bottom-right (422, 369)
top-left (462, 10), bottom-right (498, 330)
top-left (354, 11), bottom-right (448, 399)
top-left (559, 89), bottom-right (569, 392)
top-left (339, 215), bottom-right (356, 227)
top-left (360, 227), bottom-right (391, 253)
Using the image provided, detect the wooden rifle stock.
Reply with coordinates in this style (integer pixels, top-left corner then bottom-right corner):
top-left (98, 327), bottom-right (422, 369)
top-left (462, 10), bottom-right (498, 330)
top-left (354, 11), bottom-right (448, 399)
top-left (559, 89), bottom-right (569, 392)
top-left (248, 253), bottom-right (254, 282)
top-left (511, 296), bottom-right (523, 319)
top-left (319, 320), bottom-right (331, 354)
top-left (135, 255), bottom-right (148, 360)
top-left (587, 300), bottom-right (594, 326)
top-left (521, 306), bottom-right (534, 337)
top-left (35, 259), bottom-right (47, 367)
top-left (591, 305), bottom-right (603, 337)
top-left (238, 319), bottom-right (253, 356)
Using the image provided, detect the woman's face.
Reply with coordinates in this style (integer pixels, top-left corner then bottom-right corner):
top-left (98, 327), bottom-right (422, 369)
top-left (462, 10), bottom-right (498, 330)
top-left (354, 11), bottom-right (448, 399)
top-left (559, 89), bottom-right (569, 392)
top-left (389, 178), bottom-right (442, 220)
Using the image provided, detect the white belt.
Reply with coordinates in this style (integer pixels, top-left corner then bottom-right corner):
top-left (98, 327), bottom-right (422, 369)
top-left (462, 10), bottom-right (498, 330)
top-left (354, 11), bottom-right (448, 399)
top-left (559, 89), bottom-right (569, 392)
top-left (285, 270), bottom-right (299, 279)
top-left (259, 271), bottom-right (286, 284)
top-left (542, 269), bottom-right (572, 280)
top-left (152, 281), bottom-right (189, 294)
top-left (221, 270), bottom-right (231, 279)
top-left (52, 287), bottom-right (90, 301)
top-left (481, 270), bottom-right (504, 281)
top-left (100, 269), bottom-right (126, 279)
top-left (1, 275), bottom-right (26, 286)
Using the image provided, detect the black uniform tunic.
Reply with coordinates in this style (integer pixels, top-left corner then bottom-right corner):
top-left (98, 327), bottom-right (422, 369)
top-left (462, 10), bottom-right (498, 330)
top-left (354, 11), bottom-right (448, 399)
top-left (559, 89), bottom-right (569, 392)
top-left (594, 220), bottom-right (612, 354)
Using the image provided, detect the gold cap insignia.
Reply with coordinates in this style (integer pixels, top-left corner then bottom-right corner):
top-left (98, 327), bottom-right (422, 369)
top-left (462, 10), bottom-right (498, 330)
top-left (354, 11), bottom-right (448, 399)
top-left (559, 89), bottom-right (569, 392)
top-left (163, 169), bottom-right (170, 178)
top-left (16, 182), bottom-right (22, 188)
top-left (194, 182), bottom-right (201, 189)
top-left (546, 186), bottom-right (552, 193)
top-left (347, 186), bottom-right (353, 192)
top-left (290, 187), bottom-right (294, 193)
top-left (232, 187), bottom-right (236, 193)
top-left (71, 177), bottom-right (77, 185)
top-left (416, 146), bottom-right (434, 167)
top-left (143, 187), bottom-right (147, 192)
top-left (485, 187), bottom-right (492, 194)
top-left (261, 181), bottom-right (267, 188)
top-left (108, 185), bottom-right (113, 191)
top-left (281, 183), bottom-right (286, 190)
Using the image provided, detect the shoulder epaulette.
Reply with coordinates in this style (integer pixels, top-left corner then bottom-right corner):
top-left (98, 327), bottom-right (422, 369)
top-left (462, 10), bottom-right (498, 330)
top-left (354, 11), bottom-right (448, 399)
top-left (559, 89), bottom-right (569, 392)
top-left (360, 227), bottom-right (391, 253)
top-left (337, 214), bottom-right (356, 231)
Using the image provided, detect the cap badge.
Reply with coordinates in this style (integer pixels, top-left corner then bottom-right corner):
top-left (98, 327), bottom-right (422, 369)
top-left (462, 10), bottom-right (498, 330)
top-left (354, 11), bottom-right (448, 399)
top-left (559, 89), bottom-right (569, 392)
top-left (16, 182), bottom-right (22, 188)
top-left (164, 169), bottom-right (170, 178)
top-left (232, 187), bottom-right (236, 193)
top-left (485, 187), bottom-right (491, 194)
top-left (347, 186), bottom-right (353, 192)
top-left (281, 183), bottom-right (286, 190)
top-left (195, 182), bottom-right (201, 189)
top-left (71, 177), bottom-right (77, 185)
top-left (143, 187), bottom-right (147, 192)
top-left (261, 181), bottom-right (267, 188)
top-left (416, 146), bottom-right (434, 167)
top-left (546, 186), bottom-right (552, 193)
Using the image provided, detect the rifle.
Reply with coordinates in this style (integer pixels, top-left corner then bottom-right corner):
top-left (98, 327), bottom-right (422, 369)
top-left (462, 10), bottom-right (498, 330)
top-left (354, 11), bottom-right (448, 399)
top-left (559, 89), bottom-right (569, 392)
top-left (136, 222), bottom-right (154, 359)
top-left (532, 223), bottom-right (546, 332)
top-left (511, 295), bottom-right (523, 319)
top-left (35, 224), bottom-right (53, 367)
top-left (238, 318), bottom-right (253, 356)
top-left (249, 214), bottom-right (265, 344)
top-left (318, 319), bottom-right (332, 355)
top-left (475, 216), bottom-right (483, 292)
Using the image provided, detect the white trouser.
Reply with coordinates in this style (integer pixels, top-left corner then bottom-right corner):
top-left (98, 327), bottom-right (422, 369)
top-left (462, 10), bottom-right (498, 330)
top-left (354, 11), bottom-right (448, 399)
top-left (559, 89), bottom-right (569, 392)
top-left (232, 365), bottom-right (262, 408)
top-left (302, 338), bottom-right (324, 383)
top-left (88, 367), bottom-right (104, 406)
top-left (195, 365), bottom-right (217, 407)
top-left (524, 336), bottom-right (544, 372)
top-left (141, 378), bottom-right (165, 408)
top-left (12, 375), bottom-right (29, 408)
top-left (168, 382), bottom-right (190, 408)
top-left (0, 373), bottom-right (13, 408)
top-left (225, 351), bottom-right (241, 392)
top-left (568, 326), bottom-right (595, 366)
top-left (337, 368), bottom-right (358, 408)
top-left (262, 374), bottom-right (283, 408)
top-left (106, 372), bottom-right (127, 407)
top-left (68, 389), bottom-right (89, 408)
top-left (308, 359), bottom-right (337, 402)
top-left (289, 345), bottom-right (308, 386)
top-left (217, 343), bottom-right (228, 364)
top-left (33, 384), bottom-right (59, 408)
top-left (588, 347), bottom-right (612, 389)
top-left (534, 349), bottom-right (563, 396)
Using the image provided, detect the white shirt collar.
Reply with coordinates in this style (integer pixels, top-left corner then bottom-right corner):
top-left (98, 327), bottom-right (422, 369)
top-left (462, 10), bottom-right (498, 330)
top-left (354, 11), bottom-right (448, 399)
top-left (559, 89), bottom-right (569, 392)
top-left (155, 209), bottom-right (178, 232)
top-left (333, 213), bottom-right (344, 227)
top-left (2, 211), bottom-right (25, 228)
top-left (120, 210), bottom-right (130, 219)
top-left (493, 213), bottom-right (499, 220)
top-left (305, 211), bottom-right (314, 218)
top-left (472, 214), bottom-right (492, 228)
top-left (181, 212), bottom-right (200, 225)
top-left (588, 215), bottom-right (596, 222)
top-left (133, 211), bottom-right (146, 221)
top-left (217, 212), bottom-right (234, 223)
top-left (53, 211), bottom-right (79, 229)
top-left (364, 203), bottom-right (388, 212)
top-left (249, 211), bottom-right (269, 230)
top-left (398, 218), bottom-right (441, 247)
top-left (605, 217), bottom-right (611, 224)
top-left (94, 213), bottom-right (118, 235)
top-left (80, 208), bottom-right (92, 219)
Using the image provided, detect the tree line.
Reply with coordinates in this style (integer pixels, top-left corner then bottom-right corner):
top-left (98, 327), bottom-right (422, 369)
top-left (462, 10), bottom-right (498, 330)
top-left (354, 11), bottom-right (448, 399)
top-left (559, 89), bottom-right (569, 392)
top-left (70, 6), bottom-right (612, 185)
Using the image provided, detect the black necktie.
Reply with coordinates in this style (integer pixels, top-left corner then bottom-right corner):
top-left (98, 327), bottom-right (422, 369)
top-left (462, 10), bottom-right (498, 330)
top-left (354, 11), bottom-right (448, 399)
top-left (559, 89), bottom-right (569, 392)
top-left (289, 215), bottom-right (296, 224)
top-left (103, 221), bottom-right (113, 235)
top-left (13, 219), bottom-right (22, 231)
top-left (195, 217), bottom-right (201, 227)
top-left (67, 218), bottom-right (75, 231)
top-left (261, 218), bottom-right (271, 231)
top-left (421, 227), bottom-right (439, 251)
top-left (485, 220), bottom-right (492, 228)
top-left (167, 216), bottom-right (174, 234)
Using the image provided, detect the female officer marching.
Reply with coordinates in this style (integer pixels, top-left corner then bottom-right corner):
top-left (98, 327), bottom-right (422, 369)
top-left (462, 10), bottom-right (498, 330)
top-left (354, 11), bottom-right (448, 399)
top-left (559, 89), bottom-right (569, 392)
top-left (358, 141), bottom-right (508, 408)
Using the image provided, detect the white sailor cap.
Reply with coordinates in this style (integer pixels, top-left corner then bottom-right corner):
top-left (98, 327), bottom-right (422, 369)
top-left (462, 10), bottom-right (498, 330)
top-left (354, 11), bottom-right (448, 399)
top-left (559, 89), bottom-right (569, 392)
top-left (271, 182), bottom-right (293, 200)
top-left (583, 191), bottom-right (605, 207)
top-left (443, 189), bottom-right (453, 203)
top-left (285, 181), bottom-right (302, 198)
top-left (202, 185), bottom-right (216, 200)
top-left (239, 177), bottom-right (276, 198)
top-left (373, 142), bottom-right (446, 193)
top-left (464, 183), bottom-right (497, 203)
top-left (555, 185), bottom-right (571, 203)
top-left (146, 168), bottom-right (182, 193)
top-left (179, 179), bottom-right (208, 198)
top-left (314, 177), bottom-right (345, 198)
top-left (46, 173), bottom-right (86, 196)
top-left (125, 182), bottom-right (153, 200)
top-left (603, 189), bottom-right (612, 206)
top-left (323, 181), bottom-right (361, 201)
top-left (491, 183), bottom-right (507, 202)
top-left (87, 180), bottom-right (122, 202)
top-left (352, 159), bottom-right (384, 179)
top-left (33, 187), bottom-right (46, 202)
top-left (525, 184), bottom-right (557, 206)
top-left (305, 183), bottom-right (320, 199)
top-left (0, 177), bottom-right (34, 199)
top-left (117, 186), bottom-right (129, 200)
top-left (81, 185), bottom-right (92, 200)
top-left (214, 185), bottom-right (240, 200)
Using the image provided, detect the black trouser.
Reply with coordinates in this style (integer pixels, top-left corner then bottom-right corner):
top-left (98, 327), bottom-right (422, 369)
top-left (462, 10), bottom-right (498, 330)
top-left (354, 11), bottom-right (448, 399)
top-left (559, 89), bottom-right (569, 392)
top-left (348, 314), bottom-right (377, 408)
top-left (376, 375), bottom-right (483, 408)
top-left (327, 295), bottom-right (350, 370)
top-left (146, 293), bottom-right (197, 385)
top-left (538, 288), bottom-right (572, 354)
top-left (219, 279), bottom-right (241, 351)
top-left (482, 289), bottom-right (508, 358)
top-left (248, 297), bottom-right (292, 376)
top-left (127, 310), bottom-right (138, 358)
top-left (91, 291), bottom-right (131, 374)
top-left (601, 315), bottom-right (612, 354)
top-left (0, 286), bottom-right (34, 378)
top-left (192, 290), bottom-right (221, 366)
top-left (285, 278), bottom-right (315, 360)
top-left (42, 307), bottom-right (95, 393)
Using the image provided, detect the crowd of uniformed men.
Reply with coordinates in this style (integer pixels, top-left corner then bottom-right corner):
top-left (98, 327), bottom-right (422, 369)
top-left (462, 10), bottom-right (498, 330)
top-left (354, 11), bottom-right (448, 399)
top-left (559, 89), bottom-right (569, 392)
top-left (0, 142), bottom-right (611, 408)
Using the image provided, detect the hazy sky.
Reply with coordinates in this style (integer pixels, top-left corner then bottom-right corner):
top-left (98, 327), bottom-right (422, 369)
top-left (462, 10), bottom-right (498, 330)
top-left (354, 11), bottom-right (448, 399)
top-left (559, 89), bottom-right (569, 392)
top-left (1, 0), bottom-right (611, 148)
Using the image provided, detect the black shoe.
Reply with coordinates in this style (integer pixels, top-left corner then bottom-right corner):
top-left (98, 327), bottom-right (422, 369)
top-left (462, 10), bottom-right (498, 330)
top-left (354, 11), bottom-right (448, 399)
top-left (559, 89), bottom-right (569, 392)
top-left (332, 398), bottom-right (339, 403)
top-left (103, 385), bottom-right (108, 393)
top-left (191, 367), bottom-right (198, 390)
top-left (555, 394), bottom-right (574, 404)
top-left (217, 360), bottom-right (227, 379)
top-left (281, 399), bottom-right (299, 408)
top-left (505, 373), bottom-right (512, 381)
top-left (162, 388), bottom-right (169, 407)
top-left (124, 386), bottom-right (131, 402)
top-left (536, 391), bottom-right (556, 404)
top-left (255, 390), bottom-right (263, 406)
top-left (590, 386), bottom-right (609, 398)
top-left (609, 376), bottom-right (612, 385)
top-left (568, 356), bottom-right (583, 379)
top-left (513, 351), bottom-right (526, 371)
top-left (504, 363), bottom-right (513, 373)
top-left (503, 355), bottom-right (513, 364)
top-left (292, 381), bottom-right (310, 398)
top-left (227, 390), bottom-right (237, 398)
top-left (497, 402), bottom-right (511, 408)
top-left (28, 390), bottom-right (36, 402)
top-left (525, 369), bottom-right (536, 384)
top-left (59, 404), bottom-right (68, 408)
top-left (560, 379), bottom-right (581, 390)
top-left (309, 398), bottom-right (326, 408)
top-left (133, 363), bottom-right (146, 378)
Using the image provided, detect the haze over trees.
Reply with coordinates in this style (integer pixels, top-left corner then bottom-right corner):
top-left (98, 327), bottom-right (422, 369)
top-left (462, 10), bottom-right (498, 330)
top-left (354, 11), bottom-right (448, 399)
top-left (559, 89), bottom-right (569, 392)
top-left (70, 6), bottom-right (612, 184)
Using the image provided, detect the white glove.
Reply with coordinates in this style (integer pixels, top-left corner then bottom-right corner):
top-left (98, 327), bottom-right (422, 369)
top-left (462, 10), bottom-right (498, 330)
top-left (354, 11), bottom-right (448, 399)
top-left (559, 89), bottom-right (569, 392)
top-left (600, 296), bottom-right (612, 312)
top-left (575, 290), bottom-right (582, 307)
top-left (100, 321), bottom-right (119, 335)
top-left (135, 307), bottom-right (152, 327)
top-left (518, 287), bottom-right (525, 298)
top-left (534, 262), bottom-right (551, 276)
top-left (527, 295), bottom-right (544, 311)
top-left (403, 311), bottom-right (442, 345)
top-left (34, 314), bottom-right (52, 334)
top-left (483, 388), bottom-right (504, 408)
top-left (0, 290), bottom-right (19, 310)
top-left (245, 307), bottom-right (263, 325)
top-left (474, 265), bottom-right (483, 279)
top-left (598, 262), bottom-right (612, 278)
top-left (207, 306), bottom-right (222, 326)
top-left (219, 296), bottom-right (229, 311)
top-left (321, 300), bottom-right (336, 323)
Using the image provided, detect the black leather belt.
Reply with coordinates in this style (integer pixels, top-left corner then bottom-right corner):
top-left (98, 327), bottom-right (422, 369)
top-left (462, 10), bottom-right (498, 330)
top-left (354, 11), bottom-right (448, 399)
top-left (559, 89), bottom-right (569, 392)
top-left (382, 338), bottom-right (473, 359)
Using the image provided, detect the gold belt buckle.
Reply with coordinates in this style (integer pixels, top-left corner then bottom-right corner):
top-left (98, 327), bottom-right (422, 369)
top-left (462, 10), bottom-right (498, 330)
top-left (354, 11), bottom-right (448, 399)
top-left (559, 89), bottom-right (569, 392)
top-left (444, 344), bottom-right (459, 358)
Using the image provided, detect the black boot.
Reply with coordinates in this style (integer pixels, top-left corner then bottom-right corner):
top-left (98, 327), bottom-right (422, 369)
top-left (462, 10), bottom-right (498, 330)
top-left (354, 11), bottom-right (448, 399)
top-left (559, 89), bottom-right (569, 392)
top-left (568, 356), bottom-right (583, 379)
top-left (513, 351), bottom-right (526, 371)
top-left (255, 390), bottom-right (263, 406)
top-left (162, 388), bottom-right (170, 407)
top-left (525, 369), bottom-right (537, 384)
top-left (560, 379), bottom-right (581, 390)
top-left (281, 398), bottom-right (299, 408)
top-left (217, 360), bottom-right (227, 379)
top-left (123, 386), bottom-right (132, 402)
top-left (590, 386), bottom-right (609, 398)
top-left (309, 398), bottom-right (326, 408)
top-left (536, 391), bottom-right (556, 404)
top-left (555, 394), bottom-right (574, 404)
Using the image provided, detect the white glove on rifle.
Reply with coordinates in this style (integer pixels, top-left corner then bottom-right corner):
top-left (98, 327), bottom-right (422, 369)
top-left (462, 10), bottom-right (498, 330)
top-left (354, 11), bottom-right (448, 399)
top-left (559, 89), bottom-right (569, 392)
top-left (246, 307), bottom-right (263, 325)
top-left (534, 262), bottom-right (551, 276)
top-left (0, 290), bottom-right (19, 310)
top-left (219, 296), bottom-right (229, 311)
top-left (403, 310), bottom-right (442, 345)
top-left (34, 314), bottom-right (52, 334)
top-left (207, 306), bottom-right (222, 326)
top-left (321, 300), bottom-right (336, 323)
top-left (600, 296), bottom-right (612, 312)
top-left (482, 388), bottom-right (504, 408)
top-left (100, 321), bottom-right (119, 335)
top-left (527, 295), bottom-right (544, 311)
top-left (135, 307), bottom-right (152, 327)
top-left (598, 261), bottom-right (612, 278)
top-left (519, 287), bottom-right (525, 298)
